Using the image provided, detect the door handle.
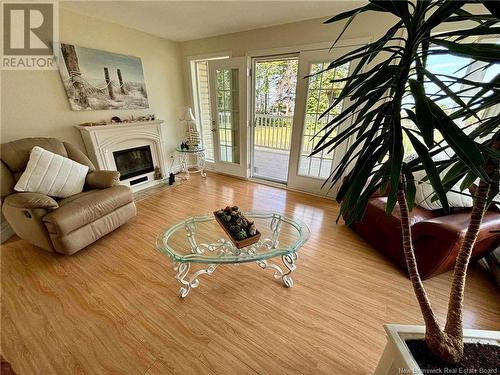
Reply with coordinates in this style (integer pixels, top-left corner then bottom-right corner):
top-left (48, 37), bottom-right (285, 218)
top-left (211, 128), bottom-right (216, 132)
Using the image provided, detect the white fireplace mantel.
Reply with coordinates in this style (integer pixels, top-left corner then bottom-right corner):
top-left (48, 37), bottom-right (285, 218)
top-left (76, 120), bottom-right (168, 191)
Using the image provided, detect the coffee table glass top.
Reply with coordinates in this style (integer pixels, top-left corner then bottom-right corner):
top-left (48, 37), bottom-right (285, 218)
top-left (156, 212), bottom-right (310, 264)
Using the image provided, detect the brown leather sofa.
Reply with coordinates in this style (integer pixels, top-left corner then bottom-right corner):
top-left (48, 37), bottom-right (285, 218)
top-left (350, 197), bottom-right (500, 279)
top-left (1, 138), bottom-right (136, 255)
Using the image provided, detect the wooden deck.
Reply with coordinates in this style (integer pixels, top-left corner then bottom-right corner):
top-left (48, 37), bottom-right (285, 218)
top-left (253, 147), bottom-right (290, 181)
top-left (253, 147), bottom-right (333, 182)
top-left (1, 173), bottom-right (499, 374)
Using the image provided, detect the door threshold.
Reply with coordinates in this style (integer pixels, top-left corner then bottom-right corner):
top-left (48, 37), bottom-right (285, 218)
top-left (248, 176), bottom-right (335, 200)
top-left (249, 177), bottom-right (287, 188)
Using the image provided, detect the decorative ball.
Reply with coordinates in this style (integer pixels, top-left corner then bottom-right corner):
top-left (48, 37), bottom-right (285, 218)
top-left (236, 230), bottom-right (248, 240)
top-left (230, 225), bottom-right (241, 233)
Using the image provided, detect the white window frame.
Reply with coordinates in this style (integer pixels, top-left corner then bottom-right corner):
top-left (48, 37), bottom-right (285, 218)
top-left (187, 52), bottom-right (231, 164)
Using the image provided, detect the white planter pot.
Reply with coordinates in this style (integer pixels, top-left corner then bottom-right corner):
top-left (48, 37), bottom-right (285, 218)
top-left (374, 324), bottom-right (500, 375)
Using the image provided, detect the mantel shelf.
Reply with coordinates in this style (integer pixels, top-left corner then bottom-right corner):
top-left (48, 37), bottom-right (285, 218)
top-left (75, 120), bottom-right (164, 132)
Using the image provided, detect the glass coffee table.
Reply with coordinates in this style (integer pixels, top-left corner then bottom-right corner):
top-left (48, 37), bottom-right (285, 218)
top-left (156, 212), bottom-right (310, 298)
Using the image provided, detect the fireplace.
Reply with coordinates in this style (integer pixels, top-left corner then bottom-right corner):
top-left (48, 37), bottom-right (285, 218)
top-left (113, 145), bottom-right (154, 181)
top-left (76, 120), bottom-right (167, 192)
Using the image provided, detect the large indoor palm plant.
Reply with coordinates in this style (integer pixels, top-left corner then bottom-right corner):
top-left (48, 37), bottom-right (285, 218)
top-left (314, 0), bottom-right (499, 364)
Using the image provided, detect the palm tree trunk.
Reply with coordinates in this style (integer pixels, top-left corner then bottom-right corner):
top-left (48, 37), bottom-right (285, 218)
top-left (397, 134), bottom-right (499, 364)
top-left (444, 132), bottom-right (500, 343)
top-left (396, 187), bottom-right (441, 334)
top-left (397, 186), bottom-right (462, 363)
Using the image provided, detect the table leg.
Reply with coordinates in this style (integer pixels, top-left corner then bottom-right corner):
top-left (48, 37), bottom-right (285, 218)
top-left (179, 153), bottom-right (189, 180)
top-left (281, 253), bottom-right (298, 288)
top-left (173, 262), bottom-right (217, 298)
top-left (256, 252), bottom-right (298, 288)
top-left (197, 151), bottom-right (207, 178)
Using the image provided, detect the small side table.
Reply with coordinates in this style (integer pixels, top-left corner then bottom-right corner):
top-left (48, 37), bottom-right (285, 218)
top-left (176, 147), bottom-right (207, 180)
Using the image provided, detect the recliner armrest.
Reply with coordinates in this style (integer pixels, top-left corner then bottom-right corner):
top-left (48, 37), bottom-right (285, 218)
top-left (4, 192), bottom-right (58, 210)
top-left (86, 170), bottom-right (120, 189)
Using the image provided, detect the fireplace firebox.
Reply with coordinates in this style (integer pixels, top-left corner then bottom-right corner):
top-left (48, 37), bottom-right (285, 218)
top-left (113, 145), bottom-right (154, 181)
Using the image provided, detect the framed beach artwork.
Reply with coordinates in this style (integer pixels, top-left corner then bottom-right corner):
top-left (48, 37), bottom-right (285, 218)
top-left (57, 43), bottom-right (149, 111)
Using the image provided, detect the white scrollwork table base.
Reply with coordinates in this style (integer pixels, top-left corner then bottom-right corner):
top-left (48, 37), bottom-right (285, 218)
top-left (256, 253), bottom-right (297, 288)
top-left (174, 262), bottom-right (217, 298)
top-left (177, 150), bottom-right (207, 180)
top-left (173, 252), bottom-right (298, 298)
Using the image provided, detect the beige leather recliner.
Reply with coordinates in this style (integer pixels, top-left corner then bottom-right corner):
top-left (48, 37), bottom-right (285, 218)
top-left (1, 138), bottom-right (137, 255)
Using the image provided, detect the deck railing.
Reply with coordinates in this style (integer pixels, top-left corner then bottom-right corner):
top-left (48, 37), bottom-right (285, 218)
top-left (217, 113), bottom-right (293, 151)
top-left (254, 114), bottom-right (293, 151)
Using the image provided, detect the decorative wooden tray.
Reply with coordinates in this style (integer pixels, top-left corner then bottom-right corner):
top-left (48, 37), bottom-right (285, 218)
top-left (213, 211), bottom-right (261, 249)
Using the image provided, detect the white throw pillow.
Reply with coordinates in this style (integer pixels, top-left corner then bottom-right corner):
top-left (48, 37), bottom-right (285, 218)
top-left (15, 146), bottom-right (89, 198)
top-left (413, 170), bottom-right (473, 210)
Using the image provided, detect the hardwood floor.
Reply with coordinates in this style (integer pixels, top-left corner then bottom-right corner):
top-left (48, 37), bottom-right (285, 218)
top-left (1, 173), bottom-right (499, 374)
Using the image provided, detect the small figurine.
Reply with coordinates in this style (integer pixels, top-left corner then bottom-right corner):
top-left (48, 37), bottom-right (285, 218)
top-left (154, 166), bottom-right (162, 180)
top-left (168, 172), bottom-right (175, 185)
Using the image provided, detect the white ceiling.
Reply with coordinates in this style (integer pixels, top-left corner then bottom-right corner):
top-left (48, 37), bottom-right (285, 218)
top-left (60, 1), bottom-right (362, 42)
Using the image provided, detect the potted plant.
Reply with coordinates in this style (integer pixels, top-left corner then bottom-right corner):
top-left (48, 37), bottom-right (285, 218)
top-left (314, 0), bottom-right (499, 372)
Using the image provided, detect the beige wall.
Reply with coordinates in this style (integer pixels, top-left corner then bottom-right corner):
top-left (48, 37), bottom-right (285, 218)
top-left (181, 13), bottom-right (397, 57)
top-left (180, 13), bottom-right (398, 104)
top-left (1, 8), bottom-right (186, 156)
